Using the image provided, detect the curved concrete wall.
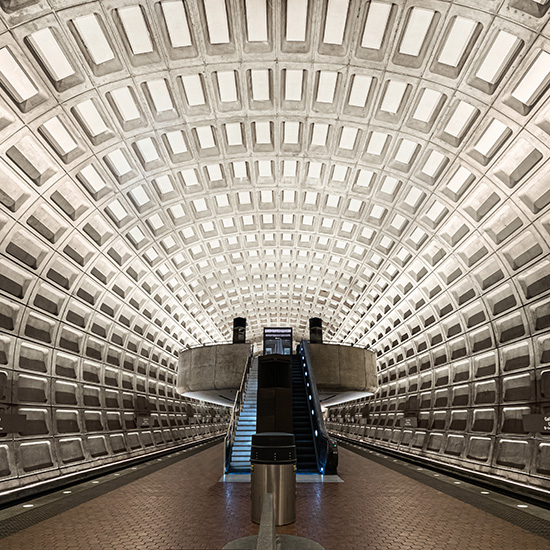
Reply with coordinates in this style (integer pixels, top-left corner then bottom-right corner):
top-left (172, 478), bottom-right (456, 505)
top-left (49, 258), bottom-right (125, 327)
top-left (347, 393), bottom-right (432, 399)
top-left (308, 343), bottom-right (377, 394)
top-left (177, 343), bottom-right (251, 405)
top-left (327, 336), bottom-right (550, 491)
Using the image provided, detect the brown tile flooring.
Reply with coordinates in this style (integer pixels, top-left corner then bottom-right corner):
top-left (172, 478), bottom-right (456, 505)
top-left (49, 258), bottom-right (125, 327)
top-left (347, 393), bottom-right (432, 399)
top-left (1, 443), bottom-right (549, 550)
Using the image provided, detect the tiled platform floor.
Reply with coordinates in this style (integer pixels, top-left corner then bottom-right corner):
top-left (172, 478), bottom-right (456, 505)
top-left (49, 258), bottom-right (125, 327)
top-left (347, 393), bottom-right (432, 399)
top-left (0, 442), bottom-right (549, 550)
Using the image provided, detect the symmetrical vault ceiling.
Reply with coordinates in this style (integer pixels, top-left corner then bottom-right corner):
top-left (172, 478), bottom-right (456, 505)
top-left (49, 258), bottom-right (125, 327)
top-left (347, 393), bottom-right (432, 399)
top-left (1, 0), bottom-right (550, 358)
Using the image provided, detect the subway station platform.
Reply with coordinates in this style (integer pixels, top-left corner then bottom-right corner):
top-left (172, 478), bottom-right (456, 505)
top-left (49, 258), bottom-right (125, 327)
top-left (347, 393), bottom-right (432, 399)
top-left (0, 441), bottom-right (548, 550)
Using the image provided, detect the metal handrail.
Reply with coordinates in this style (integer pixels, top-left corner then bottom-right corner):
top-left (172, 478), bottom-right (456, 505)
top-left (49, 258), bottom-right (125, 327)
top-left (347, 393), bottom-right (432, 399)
top-left (224, 345), bottom-right (254, 472)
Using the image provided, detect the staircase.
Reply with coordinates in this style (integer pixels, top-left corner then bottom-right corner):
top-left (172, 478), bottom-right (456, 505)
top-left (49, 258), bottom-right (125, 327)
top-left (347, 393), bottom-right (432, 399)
top-left (291, 355), bottom-right (318, 472)
top-left (228, 358), bottom-right (258, 472)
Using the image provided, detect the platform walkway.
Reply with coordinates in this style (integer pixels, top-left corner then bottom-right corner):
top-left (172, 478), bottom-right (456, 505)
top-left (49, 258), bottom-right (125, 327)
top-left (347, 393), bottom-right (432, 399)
top-left (0, 441), bottom-right (548, 550)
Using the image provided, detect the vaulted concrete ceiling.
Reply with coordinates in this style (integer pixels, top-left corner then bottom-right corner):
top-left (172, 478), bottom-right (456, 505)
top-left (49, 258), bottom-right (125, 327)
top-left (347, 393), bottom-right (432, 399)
top-left (1, 0), bottom-right (550, 361)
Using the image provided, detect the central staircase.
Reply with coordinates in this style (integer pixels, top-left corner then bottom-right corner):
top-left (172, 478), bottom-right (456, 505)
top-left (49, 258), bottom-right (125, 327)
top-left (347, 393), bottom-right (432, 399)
top-left (228, 358), bottom-right (258, 472)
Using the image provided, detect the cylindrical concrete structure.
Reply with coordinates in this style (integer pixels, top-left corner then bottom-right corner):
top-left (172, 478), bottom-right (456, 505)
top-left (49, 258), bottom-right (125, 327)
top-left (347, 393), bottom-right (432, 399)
top-left (309, 317), bottom-right (323, 344)
top-left (233, 317), bottom-right (246, 344)
top-left (251, 433), bottom-right (296, 526)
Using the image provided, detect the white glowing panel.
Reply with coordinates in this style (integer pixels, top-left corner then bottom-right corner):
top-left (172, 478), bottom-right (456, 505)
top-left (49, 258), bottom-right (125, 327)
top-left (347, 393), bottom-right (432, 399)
top-left (0, 47), bottom-right (39, 102)
top-left (135, 138), bottom-right (159, 163)
top-left (255, 121), bottom-right (271, 143)
top-left (370, 205), bottom-right (386, 220)
top-left (28, 28), bottom-right (74, 81)
top-left (181, 168), bottom-right (199, 186)
top-left (41, 117), bottom-right (78, 154)
top-left (110, 87), bottom-right (140, 122)
top-left (444, 101), bottom-right (477, 138)
top-left (380, 80), bottom-right (408, 114)
top-left (394, 139), bottom-right (417, 164)
top-left (447, 166), bottom-right (473, 196)
top-left (367, 132), bottom-right (389, 155)
top-left (284, 122), bottom-right (300, 144)
top-left (512, 50), bottom-right (550, 106)
top-left (283, 160), bottom-right (297, 177)
top-left (196, 126), bottom-right (216, 148)
top-left (348, 199), bottom-right (363, 212)
top-left (258, 160), bottom-right (272, 177)
top-left (245, 0), bottom-right (268, 42)
top-left (409, 227), bottom-right (426, 245)
top-left (438, 17), bottom-right (477, 67)
top-left (106, 149), bottom-right (132, 176)
top-left (405, 187), bottom-right (424, 208)
top-left (106, 199), bottom-right (129, 222)
top-left (381, 176), bottom-right (399, 195)
top-left (251, 69), bottom-right (270, 101)
top-left (348, 75), bottom-right (372, 107)
top-left (233, 161), bottom-right (248, 178)
top-left (286, 0), bottom-right (308, 41)
top-left (285, 70), bottom-right (303, 101)
top-left (118, 6), bottom-right (153, 55)
top-left (412, 88), bottom-right (442, 122)
top-left (73, 99), bottom-right (108, 137)
top-left (225, 122), bottom-right (242, 146)
top-left (207, 164), bottom-right (223, 181)
top-left (129, 186), bottom-right (149, 207)
top-left (339, 127), bottom-right (358, 149)
top-left (147, 80), bottom-right (174, 112)
top-left (317, 71), bottom-right (338, 103)
top-left (165, 131), bottom-right (187, 154)
top-left (304, 191), bottom-right (317, 204)
top-left (476, 31), bottom-right (521, 85)
top-left (79, 165), bottom-right (108, 194)
top-left (422, 150), bottom-right (446, 178)
top-left (323, 0), bottom-right (349, 45)
top-left (332, 165), bottom-right (348, 181)
top-left (154, 175), bottom-right (174, 195)
top-left (217, 71), bottom-right (238, 102)
top-left (203, 0), bottom-right (230, 44)
top-left (308, 162), bottom-right (322, 178)
top-left (238, 191), bottom-right (252, 205)
top-left (356, 169), bottom-right (375, 188)
top-left (362, 2), bottom-right (392, 50)
top-left (473, 119), bottom-right (509, 156)
top-left (283, 190), bottom-right (296, 203)
top-left (73, 14), bottom-right (115, 65)
top-left (161, 1), bottom-right (192, 48)
top-left (193, 198), bottom-right (208, 212)
top-left (399, 7), bottom-right (434, 56)
top-left (261, 190), bottom-right (273, 203)
top-left (181, 74), bottom-right (205, 106)
top-left (425, 201), bottom-right (447, 224)
top-left (311, 123), bottom-right (329, 146)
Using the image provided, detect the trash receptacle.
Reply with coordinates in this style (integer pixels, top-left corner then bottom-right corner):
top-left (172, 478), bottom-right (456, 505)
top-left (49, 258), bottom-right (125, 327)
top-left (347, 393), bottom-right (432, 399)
top-left (251, 432), bottom-right (296, 526)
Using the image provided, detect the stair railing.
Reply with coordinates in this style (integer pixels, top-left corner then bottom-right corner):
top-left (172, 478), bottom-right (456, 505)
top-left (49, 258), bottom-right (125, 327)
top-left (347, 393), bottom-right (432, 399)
top-left (224, 345), bottom-right (254, 472)
top-left (298, 340), bottom-right (338, 474)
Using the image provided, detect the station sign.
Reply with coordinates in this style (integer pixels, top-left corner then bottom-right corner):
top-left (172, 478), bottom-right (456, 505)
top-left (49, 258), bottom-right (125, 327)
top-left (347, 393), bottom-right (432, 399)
top-left (400, 415), bottom-right (418, 428)
top-left (137, 416), bottom-right (152, 428)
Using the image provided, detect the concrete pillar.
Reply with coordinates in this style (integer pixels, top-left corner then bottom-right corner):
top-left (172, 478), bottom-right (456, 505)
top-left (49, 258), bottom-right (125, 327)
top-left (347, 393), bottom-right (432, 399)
top-left (309, 318), bottom-right (322, 344)
top-left (233, 317), bottom-right (246, 344)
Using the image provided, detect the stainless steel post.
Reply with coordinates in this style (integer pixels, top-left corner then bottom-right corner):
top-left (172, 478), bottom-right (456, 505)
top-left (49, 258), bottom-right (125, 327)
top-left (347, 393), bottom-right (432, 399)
top-left (250, 433), bottom-right (296, 526)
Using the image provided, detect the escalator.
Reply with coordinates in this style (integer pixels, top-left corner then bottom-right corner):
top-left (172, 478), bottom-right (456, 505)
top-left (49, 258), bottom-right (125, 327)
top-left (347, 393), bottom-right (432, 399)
top-left (291, 354), bottom-right (318, 472)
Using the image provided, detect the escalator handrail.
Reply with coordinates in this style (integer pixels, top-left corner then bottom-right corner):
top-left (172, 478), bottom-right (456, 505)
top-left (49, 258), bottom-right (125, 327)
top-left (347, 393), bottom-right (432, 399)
top-left (224, 345), bottom-right (254, 471)
top-left (299, 340), bottom-right (330, 472)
